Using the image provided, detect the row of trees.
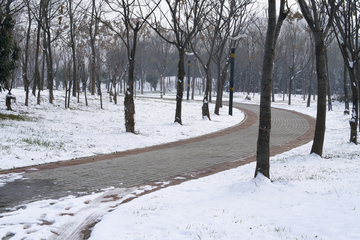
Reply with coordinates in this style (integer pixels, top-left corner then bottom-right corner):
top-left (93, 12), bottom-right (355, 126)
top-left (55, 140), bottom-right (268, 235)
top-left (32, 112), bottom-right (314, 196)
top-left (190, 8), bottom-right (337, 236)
top-left (255, 0), bottom-right (359, 179)
top-left (1, 0), bottom-right (359, 179)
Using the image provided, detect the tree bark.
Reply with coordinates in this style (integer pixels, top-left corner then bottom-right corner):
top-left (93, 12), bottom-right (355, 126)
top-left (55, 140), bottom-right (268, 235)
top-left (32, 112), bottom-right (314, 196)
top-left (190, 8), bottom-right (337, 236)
top-left (69, 0), bottom-right (77, 98)
top-left (175, 48), bottom-right (185, 125)
top-left (343, 61), bottom-right (349, 114)
top-left (298, 0), bottom-right (336, 155)
top-left (325, 48), bottom-right (332, 111)
top-left (307, 54), bottom-right (314, 108)
top-left (310, 36), bottom-right (327, 156)
top-left (202, 68), bottom-right (211, 120)
top-left (191, 58), bottom-right (196, 100)
top-left (288, 67), bottom-right (293, 105)
top-left (255, 0), bottom-right (276, 178)
top-left (90, 0), bottom-right (97, 96)
top-left (23, 7), bottom-right (32, 106)
top-left (34, 2), bottom-right (42, 104)
top-left (124, 21), bottom-right (140, 133)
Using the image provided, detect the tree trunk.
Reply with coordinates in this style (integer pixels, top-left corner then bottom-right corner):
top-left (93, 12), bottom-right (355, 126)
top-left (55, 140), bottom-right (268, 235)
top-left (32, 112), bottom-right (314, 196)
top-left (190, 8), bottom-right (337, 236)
top-left (310, 36), bottom-right (327, 156)
top-left (255, 0), bottom-right (276, 179)
top-left (160, 74), bottom-right (163, 98)
top-left (215, 53), bottom-right (230, 114)
top-left (124, 25), bottom-right (139, 133)
top-left (125, 56), bottom-right (136, 132)
top-left (343, 61), bottom-right (349, 114)
top-left (23, 8), bottom-right (32, 107)
top-left (69, 0), bottom-right (77, 98)
top-left (90, 0), bottom-right (97, 96)
top-left (325, 48), bottom-right (332, 111)
top-left (46, 28), bottom-right (54, 104)
top-left (202, 68), bottom-right (211, 120)
top-left (247, 60), bottom-right (252, 96)
top-left (97, 73), bottom-right (103, 109)
top-left (288, 67), bottom-right (293, 105)
top-left (214, 77), bottom-right (222, 115)
top-left (272, 76), bottom-right (275, 102)
top-left (191, 58), bottom-right (196, 100)
top-left (307, 55), bottom-right (314, 107)
top-left (348, 62), bottom-right (359, 143)
top-left (357, 63), bottom-right (360, 132)
top-left (34, 6), bottom-right (42, 104)
top-left (175, 48), bottom-right (185, 125)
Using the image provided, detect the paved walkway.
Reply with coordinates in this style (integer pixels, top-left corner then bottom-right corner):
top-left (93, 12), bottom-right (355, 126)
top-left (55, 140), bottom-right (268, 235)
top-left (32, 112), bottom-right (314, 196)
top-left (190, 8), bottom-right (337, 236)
top-left (0, 103), bottom-right (315, 212)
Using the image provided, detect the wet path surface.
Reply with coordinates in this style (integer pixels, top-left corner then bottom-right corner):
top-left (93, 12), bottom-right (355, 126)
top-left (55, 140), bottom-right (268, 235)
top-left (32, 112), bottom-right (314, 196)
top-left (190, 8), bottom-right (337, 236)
top-left (0, 103), bottom-right (315, 212)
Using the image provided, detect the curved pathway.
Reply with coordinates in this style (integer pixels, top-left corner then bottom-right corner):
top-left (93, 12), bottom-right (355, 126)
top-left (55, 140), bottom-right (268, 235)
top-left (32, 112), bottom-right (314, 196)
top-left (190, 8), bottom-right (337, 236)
top-left (0, 103), bottom-right (315, 213)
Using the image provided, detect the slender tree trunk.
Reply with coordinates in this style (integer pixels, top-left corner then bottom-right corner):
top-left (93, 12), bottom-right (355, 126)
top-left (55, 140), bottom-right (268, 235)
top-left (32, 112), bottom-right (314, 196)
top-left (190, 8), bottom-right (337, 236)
top-left (69, 0), bottom-right (77, 98)
top-left (160, 74), bottom-right (163, 98)
top-left (247, 60), bottom-right (252, 96)
top-left (310, 36), bottom-right (327, 156)
top-left (288, 67), bottom-right (293, 105)
top-left (125, 56), bottom-right (135, 132)
top-left (46, 23), bottom-right (54, 104)
top-left (325, 48), bottom-right (332, 111)
top-left (90, 0), bottom-right (97, 96)
top-left (42, 28), bottom-right (46, 91)
top-left (357, 63), bottom-right (360, 132)
top-left (215, 53), bottom-right (230, 114)
top-left (255, 0), bottom-right (277, 178)
top-left (114, 78), bottom-right (117, 104)
top-left (34, 5), bottom-right (42, 104)
top-left (202, 68), bottom-right (211, 120)
top-left (174, 48), bottom-right (185, 125)
top-left (307, 55), bottom-right (314, 107)
top-left (191, 58), bottom-right (196, 100)
top-left (67, 75), bottom-right (72, 108)
top-left (23, 8), bottom-right (32, 106)
top-left (214, 78), bottom-right (222, 115)
top-left (348, 62), bottom-right (359, 143)
top-left (97, 73), bottom-right (103, 109)
top-left (272, 76), bottom-right (275, 102)
top-left (124, 25), bottom-right (139, 133)
top-left (343, 61), bottom-right (349, 114)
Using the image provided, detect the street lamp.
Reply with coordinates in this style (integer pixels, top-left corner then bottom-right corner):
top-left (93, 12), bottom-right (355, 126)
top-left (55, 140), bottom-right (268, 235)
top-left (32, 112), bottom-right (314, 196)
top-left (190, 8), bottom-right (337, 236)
top-left (185, 52), bottom-right (194, 100)
top-left (228, 34), bottom-right (247, 116)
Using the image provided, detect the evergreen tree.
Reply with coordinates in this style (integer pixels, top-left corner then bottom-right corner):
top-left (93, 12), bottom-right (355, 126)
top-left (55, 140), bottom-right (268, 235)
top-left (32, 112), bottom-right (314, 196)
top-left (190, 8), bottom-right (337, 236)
top-left (0, 9), bottom-right (20, 91)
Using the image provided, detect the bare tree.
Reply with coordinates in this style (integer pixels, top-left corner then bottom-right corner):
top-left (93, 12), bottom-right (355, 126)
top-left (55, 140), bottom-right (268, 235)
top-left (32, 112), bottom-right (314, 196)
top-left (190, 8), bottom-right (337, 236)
top-left (333, 0), bottom-right (359, 144)
top-left (151, 33), bottom-right (173, 99)
top-left (43, 0), bottom-right (62, 104)
top-left (104, 0), bottom-right (160, 132)
top-left (22, 4), bottom-right (32, 106)
top-left (89, 0), bottom-right (101, 96)
top-left (283, 13), bottom-right (310, 105)
top-left (255, 0), bottom-right (288, 178)
top-left (297, 0), bottom-right (336, 156)
top-left (106, 36), bottom-right (125, 104)
top-left (205, 0), bottom-right (255, 116)
top-left (191, 0), bottom-right (229, 120)
top-left (148, 0), bottom-right (209, 125)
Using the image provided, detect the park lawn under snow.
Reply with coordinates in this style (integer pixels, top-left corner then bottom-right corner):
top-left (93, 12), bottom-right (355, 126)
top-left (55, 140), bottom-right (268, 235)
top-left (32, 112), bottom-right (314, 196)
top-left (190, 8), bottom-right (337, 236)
top-left (0, 92), bottom-right (359, 240)
top-left (0, 88), bottom-right (243, 171)
top-left (87, 97), bottom-right (360, 240)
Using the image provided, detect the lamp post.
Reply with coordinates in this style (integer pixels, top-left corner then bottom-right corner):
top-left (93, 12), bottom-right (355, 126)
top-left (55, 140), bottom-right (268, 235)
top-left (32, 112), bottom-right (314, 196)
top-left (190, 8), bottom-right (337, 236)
top-left (228, 34), bottom-right (247, 115)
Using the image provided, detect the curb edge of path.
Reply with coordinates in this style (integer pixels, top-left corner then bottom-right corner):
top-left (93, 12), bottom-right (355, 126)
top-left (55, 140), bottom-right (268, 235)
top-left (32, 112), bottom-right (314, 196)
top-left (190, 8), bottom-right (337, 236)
top-left (1, 104), bottom-right (315, 178)
top-left (0, 104), bottom-right (258, 175)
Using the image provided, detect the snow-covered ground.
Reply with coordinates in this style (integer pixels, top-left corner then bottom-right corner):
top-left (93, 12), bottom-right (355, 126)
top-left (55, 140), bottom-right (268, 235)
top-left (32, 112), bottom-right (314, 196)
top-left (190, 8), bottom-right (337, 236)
top-left (1, 90), bottom-right (359, 240)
